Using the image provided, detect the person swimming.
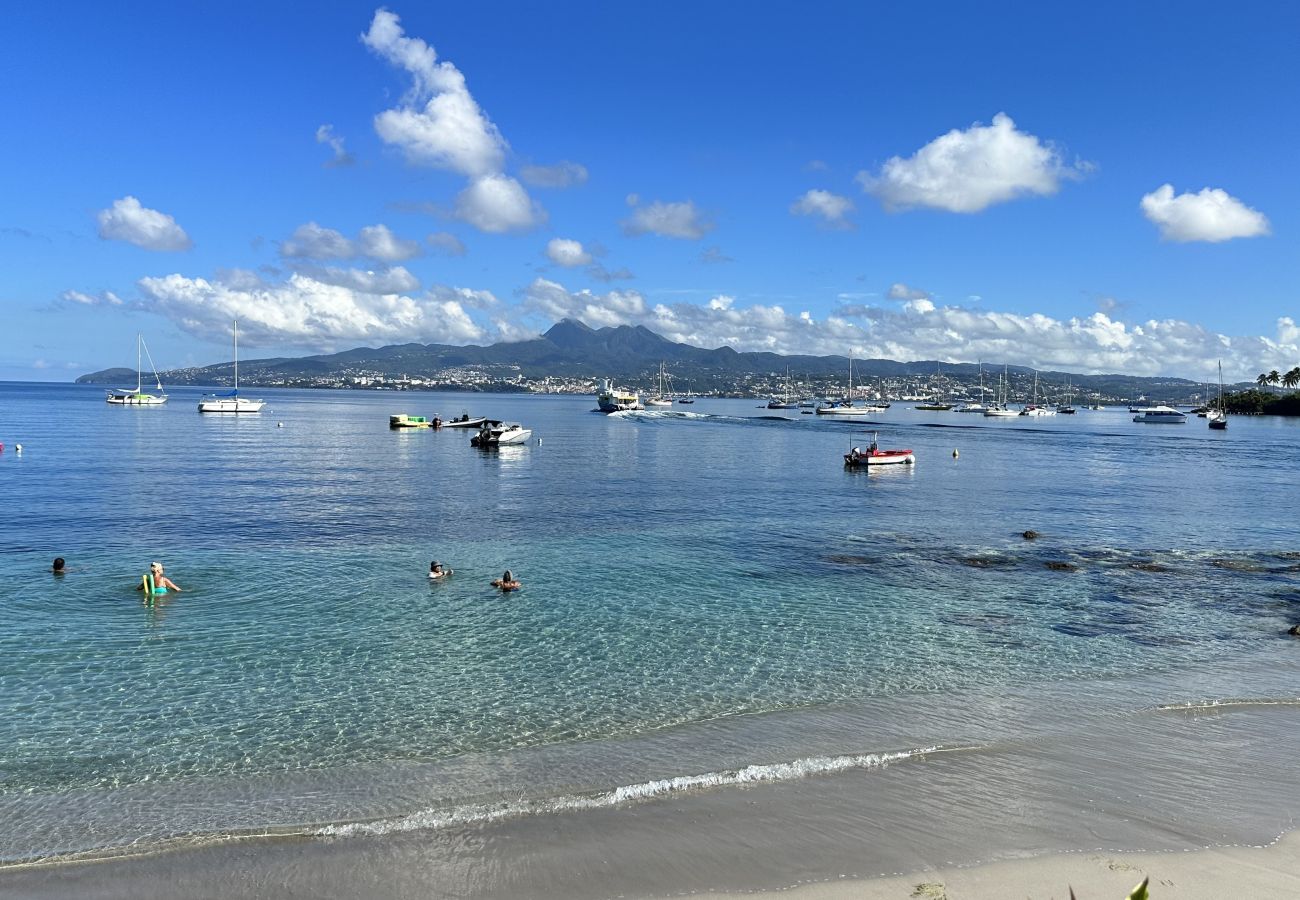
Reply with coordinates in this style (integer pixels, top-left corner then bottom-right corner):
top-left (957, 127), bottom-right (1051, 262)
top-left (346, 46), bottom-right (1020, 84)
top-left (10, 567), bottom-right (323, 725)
top-left (490, 569), bottom-right (521, 591)
top-left (136, 561), bottom-right (183, 599)
top-left (52, 557), bottom-right (65, 574)
top-left (429, 561), bottom-right (452, 579)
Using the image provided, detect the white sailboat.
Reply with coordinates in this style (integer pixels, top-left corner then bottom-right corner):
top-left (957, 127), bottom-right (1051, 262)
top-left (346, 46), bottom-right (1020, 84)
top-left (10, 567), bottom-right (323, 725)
top-left (646, 361), bottom-right (673, 406)
top-left (106, 334), bottom-right (167, 405)
top-left (955, 363), bottom-right (987, 413)
top-left (1208, 360), bottom-right (1228, 430)
top-left (1019, 370), bottom-right (1056, 416)
top-left (983, 365), bottom-right (1018, 416)
top-left (816, 351), bottom-right (883, 415)
top-left (198, 319), bottom-right (265, 413)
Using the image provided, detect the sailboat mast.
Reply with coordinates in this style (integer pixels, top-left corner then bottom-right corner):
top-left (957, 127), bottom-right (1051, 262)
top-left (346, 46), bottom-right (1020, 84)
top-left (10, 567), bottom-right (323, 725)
top-left (233, 319), bottom-right (239, 393)
top-left (136, 334), bottom-right (143, 393)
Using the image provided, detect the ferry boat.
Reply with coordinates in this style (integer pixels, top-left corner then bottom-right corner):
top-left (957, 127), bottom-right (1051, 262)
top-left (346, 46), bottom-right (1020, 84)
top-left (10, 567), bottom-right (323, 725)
top-left (596, 378), bottom-right (641, 412)
top-left (1132, 406), bottom-right (1187, 424)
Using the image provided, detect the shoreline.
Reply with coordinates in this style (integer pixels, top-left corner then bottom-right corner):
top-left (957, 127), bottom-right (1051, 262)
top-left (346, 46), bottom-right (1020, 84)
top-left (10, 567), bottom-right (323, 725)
top-left (710, 829), bottom-right (1300, 900)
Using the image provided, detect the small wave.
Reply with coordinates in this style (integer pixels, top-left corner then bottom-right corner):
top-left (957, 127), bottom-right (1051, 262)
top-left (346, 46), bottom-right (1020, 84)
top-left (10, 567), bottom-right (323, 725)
top-left (1152, 698), bottom-right (1300, 712)
top-left (316, 745), bottom-right (969, 839)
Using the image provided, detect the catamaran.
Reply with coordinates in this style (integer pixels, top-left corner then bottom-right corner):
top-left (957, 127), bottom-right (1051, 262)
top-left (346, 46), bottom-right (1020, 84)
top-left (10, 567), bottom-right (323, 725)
top-left (106, 334), bottom-right (167, 405)
top-left (198, 319), bottom-right (265, 413)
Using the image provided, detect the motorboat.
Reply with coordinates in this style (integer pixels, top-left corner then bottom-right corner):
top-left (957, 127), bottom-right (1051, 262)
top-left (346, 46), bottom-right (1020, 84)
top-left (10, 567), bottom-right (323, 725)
top-left (983, 407), bottom-right (1019, 417)
top-left (198, 319), bottom-right (265, 413)
top-left (596, 378), bottom-right (641, 412)
top-left (389, 414), bottom-right (433, 428)
top-left (844, 432), bottom-right (915, 467)
top-left (106, 334), bottom-right (168, 405)
top-left (441, 414), bottom-right (488, 429)
top-left (470, 421), bottom-right (532, 446)
top-left (1132, 405), bottom-right (1187, 423)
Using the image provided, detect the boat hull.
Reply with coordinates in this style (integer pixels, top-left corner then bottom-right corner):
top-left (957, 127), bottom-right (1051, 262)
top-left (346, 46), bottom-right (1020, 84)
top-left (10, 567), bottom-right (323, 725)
top-left (844, 449), bottom-right (915, 467)
top-left (106, 392), bottom-right (167, 406)
top-left (198, 398), bottom-right (265, 413)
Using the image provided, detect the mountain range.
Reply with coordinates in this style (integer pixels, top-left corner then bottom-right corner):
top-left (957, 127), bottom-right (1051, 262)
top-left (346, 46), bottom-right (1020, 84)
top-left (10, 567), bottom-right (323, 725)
top-left (78, 319), bottom-right (1230, 399)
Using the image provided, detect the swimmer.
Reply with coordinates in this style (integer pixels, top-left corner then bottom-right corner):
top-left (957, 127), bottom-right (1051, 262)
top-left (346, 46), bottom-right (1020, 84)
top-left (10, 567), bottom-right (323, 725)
top-left (52, 557), bottom-right (65, 574)
top-left (490, 569), bottom-right (522, 591)
top-left (136, 561), bottom-right (183, 596)
top-left (429, 561), bottom-right (453, 579)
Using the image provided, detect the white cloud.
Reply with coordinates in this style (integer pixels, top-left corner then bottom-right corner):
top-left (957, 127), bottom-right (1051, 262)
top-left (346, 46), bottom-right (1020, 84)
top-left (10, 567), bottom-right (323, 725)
top-left (887, 282), bottom-right (930, 302)
top-left (61, 289), bottom-right (123, 306)
top-left (315, 124), bottom-right (355, 167)
top-left (520, 161), bottom-right (588, 188)
top-left (516, 278), bottom-right (1296, 382)
top-left (136, 271), bottom-right (496, 351)
top-left (790, 189), bottom-right (854, 226)
top-left (281, 222), bottom-right (354, 259)
top-left (858, 113), bottom-right (1088, 213)
top-left (622, 199), bottom-right (713, 239)
top-left (1139, 184), bottom-right (1271, 243)
top-left (362, 8), bottom-right (548, 235)
top-left (545, 238), bottom-right (592, 267)
top-left (454, 174), bottom-right (546, 233)
top-left (96, 196), bottom-right (193, 252)
top-left (427, 231), bottom-right (467, 256)
top-left (358, 224), bottom-right (422, 261)
top-left (300, 265), bottom-right (422, 294)
top-left (281, 222), bottom-right (424, 262)
top-left (362, 9), bottom-right (506, 177)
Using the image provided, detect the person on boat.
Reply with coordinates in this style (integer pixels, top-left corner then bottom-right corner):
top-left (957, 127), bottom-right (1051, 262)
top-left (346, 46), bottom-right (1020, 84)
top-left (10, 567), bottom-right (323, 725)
top-left (136, 561), bottom-right (182, 595)
top-left (52, 557), bottom-right (65, 575)
top-left (491, 570), bottom-right (521, 591)
top-left (429, 561), bottom-right (452, 579)
top-left (432, 416), bottom-right (442, 429)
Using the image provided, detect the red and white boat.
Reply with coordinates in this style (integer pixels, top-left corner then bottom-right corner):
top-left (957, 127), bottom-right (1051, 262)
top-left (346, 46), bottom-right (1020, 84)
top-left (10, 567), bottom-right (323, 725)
top-left (844, 433), bottom-right (915, 467)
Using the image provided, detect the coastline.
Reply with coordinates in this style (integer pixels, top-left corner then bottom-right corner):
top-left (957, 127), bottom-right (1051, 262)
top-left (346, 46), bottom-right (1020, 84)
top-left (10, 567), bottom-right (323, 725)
top-left (709, 830), bottom-right (1300, 900)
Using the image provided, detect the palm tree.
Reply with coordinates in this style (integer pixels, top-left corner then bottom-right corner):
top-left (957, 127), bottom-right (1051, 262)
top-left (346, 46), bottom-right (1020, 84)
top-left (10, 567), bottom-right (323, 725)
top-left (1257, 373), bottom-right (1270, 393)
top-left (1268, 369), bottom-right (1282, 394)
top-left (1285, 366), bottom-right (1300, 392)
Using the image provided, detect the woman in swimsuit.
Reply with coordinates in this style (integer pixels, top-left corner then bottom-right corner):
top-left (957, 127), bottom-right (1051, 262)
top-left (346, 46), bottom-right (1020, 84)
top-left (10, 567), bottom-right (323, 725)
top-left (137, 561), bottom-right (183, 594)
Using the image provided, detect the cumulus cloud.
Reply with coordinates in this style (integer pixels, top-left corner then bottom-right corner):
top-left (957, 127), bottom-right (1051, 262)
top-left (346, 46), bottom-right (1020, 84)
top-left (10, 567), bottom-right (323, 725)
top-left (362, 9), bottom-right (546, 234)
top-left (454, 174), bottom-right (546, 233)
top-left (357, 224), bottom-right (422, 261)
top-left (362, 9), bottom-right (506, 176)
top-left (96, 196), bottom-right (193, 252)
top-left (427, 231), bottom-right (467, 256)
top-left (887, 282), bottom-right (930, 302)
top-left (298, 265), bottom-right (422, 294)
top-left (281, 221), bottom-right (423, 261)
top-left (622, 199), bottom-right (713, 239)
top-left (545, 238), bottom-right (592, 267)
top-left (137, 270), bottom-right (497, 351)
top-left (281, 222), bottom-right (354, 260)
top-left (790, 189), bottom-right (854, 227)
top-left (315, 124), bottom-right (355, 167)
top-left (1139, 184), bottom-right (1271, 243)
top-left (858, 113), bottom-right (1088, 213)
top-left (61, 289), bottom-right (123, 306)
top-left (516, 278), bottom-right (1295, 381)
top-left (587, 263), bottom-right (634, 283)
top-left (520, 161), bottom-right (588, 188)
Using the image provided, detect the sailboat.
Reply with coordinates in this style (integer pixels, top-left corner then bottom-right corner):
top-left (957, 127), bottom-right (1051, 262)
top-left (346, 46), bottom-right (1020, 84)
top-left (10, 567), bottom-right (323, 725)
top-left (816, 351), bottom-right (884, 415)
top-left (646, 361), bottom-right (673, 406)
top-left (1019, 370), bottom-right (1056, 416)
top-left (955, 363), bottom-right (987, 412)
top-left (198, 319), bottom-right (265, 413)
top-left (915, 362), bottom-right (953, 411)
top-left (767, 366), bottom-right (798, 409)
top-left (106, 334), bottom-right (168, 405)
top-left (984, 365), bottom-right (1018, 416)
top-left (1208, 360), bottom-right (1228, 430)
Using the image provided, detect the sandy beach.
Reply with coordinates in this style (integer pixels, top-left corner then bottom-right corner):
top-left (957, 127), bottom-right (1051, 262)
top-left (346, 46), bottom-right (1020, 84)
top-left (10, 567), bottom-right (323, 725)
top-left (713, 830), bottom-right (1300, 900)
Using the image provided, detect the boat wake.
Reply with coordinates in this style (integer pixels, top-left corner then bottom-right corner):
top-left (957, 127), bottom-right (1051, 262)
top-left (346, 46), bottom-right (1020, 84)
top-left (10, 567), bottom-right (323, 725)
top-left (315, 744), bottom-right (971, 838)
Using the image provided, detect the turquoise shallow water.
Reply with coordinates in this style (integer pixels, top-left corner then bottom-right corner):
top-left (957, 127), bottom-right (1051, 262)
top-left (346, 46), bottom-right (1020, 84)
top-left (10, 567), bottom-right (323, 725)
top-left (1, 382), bottom-right (1298, 870)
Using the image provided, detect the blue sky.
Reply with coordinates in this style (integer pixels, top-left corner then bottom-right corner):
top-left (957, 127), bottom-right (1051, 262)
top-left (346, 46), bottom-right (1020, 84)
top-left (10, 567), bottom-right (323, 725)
top-left (3, 1), bottom-right (1297, 381)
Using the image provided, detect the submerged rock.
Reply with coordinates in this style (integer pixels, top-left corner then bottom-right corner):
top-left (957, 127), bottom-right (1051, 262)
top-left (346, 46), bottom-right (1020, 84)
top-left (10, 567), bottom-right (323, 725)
top-left (1022, 530), bottom-right (1039, 540)
top-left (1288, 624), bottom-right (1300, 637)
top-left (1127, 562), bottom-right (1171, 573)
top-left (1044, 561), bottom-right (1078, 572)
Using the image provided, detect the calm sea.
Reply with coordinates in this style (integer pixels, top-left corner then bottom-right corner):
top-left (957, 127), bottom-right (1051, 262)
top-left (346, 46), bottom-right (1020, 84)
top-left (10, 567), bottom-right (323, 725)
top-left (1, 382), bottom-right (1298, 896)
